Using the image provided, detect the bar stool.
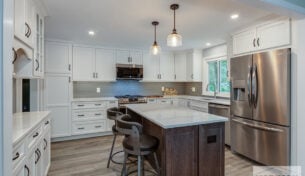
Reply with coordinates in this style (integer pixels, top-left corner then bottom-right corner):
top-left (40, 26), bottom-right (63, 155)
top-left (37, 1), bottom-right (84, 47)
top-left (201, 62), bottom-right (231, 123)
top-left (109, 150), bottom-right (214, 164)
top-left (106, 107), bottom-right (127, 168)
top-left (117, 114), bottom-right (160, 176)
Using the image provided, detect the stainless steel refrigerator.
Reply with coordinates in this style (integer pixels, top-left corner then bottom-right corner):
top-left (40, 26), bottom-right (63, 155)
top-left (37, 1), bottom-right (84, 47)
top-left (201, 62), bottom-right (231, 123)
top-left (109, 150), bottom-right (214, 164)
top-left (230, 48), bottom-right (291, 166)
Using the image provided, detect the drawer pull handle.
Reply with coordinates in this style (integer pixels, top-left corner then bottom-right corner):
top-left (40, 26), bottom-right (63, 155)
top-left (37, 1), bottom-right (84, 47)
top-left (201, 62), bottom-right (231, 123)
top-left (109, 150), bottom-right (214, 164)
top-left (95, 104), bottom-right (102, 106)
top-left (95, 113), bottom-right (102, 116)
top-left (78, 127), bottom-right (85, 130)
top-left (44, 138), bottom-right (48, 150)
top-left (77, 104), bottom-right (85, 107)
top-left (33, 132), bottom-right (39, 138)
top-left (77, 114), bottom-right (85, 117)
top-left (35, 149), bottom-right (41, 164)
top-left (109, 101), bottom-right (116, 103)
top-left (45, 121), bottom-right (49, 125)
top-left (95, 125), bottom-right (102, 128)
top-left (25, 165), bottom-right (30, 176)
top-left (13, 152), bottom-right (20, 161)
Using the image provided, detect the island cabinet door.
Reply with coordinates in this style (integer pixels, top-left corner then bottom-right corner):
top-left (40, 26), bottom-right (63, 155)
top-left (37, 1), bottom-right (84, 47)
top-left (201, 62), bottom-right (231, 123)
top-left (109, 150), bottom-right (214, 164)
top-left (198, 123), bottom-right (225, 176)
top-left (165, 126), bottom-right (199, 176)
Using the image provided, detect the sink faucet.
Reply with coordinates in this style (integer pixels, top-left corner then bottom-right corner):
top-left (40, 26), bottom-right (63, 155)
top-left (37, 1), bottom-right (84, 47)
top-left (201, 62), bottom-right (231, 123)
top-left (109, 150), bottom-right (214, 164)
top-left (206, 83), bottom-right (217, 99)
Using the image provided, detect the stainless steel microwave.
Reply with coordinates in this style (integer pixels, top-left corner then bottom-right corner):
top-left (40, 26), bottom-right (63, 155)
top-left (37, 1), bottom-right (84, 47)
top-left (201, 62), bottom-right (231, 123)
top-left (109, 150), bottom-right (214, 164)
top-left (116, 64), bottom-right (143, 80)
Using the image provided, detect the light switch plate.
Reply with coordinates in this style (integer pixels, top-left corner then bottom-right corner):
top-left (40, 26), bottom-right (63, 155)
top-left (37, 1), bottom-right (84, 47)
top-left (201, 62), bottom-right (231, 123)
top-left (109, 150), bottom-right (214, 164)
top-left (192, 87), bottom-right (196, 92)
top-left (96, 87), bottom-right (101, 93)
top-left (161, 86), bottom-right (165, 92)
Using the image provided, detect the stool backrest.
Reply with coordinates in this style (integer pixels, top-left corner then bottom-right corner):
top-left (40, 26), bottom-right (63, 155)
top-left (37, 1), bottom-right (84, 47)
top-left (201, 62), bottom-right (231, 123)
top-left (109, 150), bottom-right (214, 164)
top-left (107, 107), bottom-right (125, 120)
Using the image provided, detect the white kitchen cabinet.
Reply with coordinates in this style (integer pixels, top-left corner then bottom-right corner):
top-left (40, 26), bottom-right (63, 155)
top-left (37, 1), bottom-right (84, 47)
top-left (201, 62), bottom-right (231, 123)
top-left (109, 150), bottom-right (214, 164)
top-left (45, 41), bottom-right (72, 74)
top-left (232, 18), bottom-right (290, 55)
top-left (232, 29), bottom-right (257, 55)
top-left (143, 53), bottom-right (159, 81)
top-left (42, 129), bottom-right (51, 175)
top-left (72, 46), bottom-right (95, 81)
top-left (157, 98), bottom-right (172, 104)
top-left (159, 53), bottom-right (175, 81)
top-left (71, 100), bottom-right (118, 135)
top-left (44, 74), bottom-right (72, 138)
top-left (186, 50), bottom-right (203, 82)
top-left (116, 49), bottom-right (143, 65)
top-left (174, 53), bottom-right (187, 81)
top-left (95, 48), bottom-right (116, 81)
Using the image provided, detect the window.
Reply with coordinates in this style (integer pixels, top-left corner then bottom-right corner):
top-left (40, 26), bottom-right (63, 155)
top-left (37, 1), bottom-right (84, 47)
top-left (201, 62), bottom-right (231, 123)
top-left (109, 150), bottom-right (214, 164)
top-left (207, 59), bottom-right (230, 93)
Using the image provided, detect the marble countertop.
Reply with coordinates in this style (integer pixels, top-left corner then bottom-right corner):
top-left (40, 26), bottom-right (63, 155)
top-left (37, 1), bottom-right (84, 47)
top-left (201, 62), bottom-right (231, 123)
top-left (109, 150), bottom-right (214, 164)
top-left (125, 104), bottom-right (228, 129)
top-left (13, 111), bottom-right (50, 145)
top-left (163, 95), bottom-right (231, 105)
top-left (72, 97), bottom-right (118, 102)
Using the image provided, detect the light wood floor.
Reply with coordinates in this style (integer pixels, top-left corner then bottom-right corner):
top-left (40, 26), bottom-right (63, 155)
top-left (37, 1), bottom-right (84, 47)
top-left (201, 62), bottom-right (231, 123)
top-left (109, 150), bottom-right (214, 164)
top-left (48, 135), bottom-right (259, 176)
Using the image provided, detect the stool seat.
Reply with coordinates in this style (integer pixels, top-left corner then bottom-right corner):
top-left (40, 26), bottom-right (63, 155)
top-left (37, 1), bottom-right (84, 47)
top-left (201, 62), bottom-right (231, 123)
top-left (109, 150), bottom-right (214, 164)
top-left (123, 134), bottom-right (159, 152)
top-left (112, 125), bottom-right (118, 133)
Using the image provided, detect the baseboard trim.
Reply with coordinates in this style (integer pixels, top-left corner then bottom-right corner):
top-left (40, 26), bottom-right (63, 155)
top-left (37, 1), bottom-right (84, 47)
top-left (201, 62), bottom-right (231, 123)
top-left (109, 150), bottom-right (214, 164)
top-left (51, 131), bottom-right (113, 142)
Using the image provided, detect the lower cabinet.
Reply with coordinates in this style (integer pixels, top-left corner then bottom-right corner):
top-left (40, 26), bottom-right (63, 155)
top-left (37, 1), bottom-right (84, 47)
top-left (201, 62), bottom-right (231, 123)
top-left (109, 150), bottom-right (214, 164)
top-left (13, 117), bottom-right (51, 176)
top-left (71, 100), bottom-right (118, 135)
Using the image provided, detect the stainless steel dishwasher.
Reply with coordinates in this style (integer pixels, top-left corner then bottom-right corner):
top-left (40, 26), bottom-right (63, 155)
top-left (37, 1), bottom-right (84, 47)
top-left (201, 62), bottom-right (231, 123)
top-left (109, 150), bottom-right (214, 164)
top-left (208, 103), bottom-right (230, 146)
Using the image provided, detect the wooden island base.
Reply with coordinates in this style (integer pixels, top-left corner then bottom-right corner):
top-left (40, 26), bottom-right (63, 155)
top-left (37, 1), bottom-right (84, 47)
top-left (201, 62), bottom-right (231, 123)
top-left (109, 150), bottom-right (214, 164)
top-left (128, 109), bottom-right (225, 176)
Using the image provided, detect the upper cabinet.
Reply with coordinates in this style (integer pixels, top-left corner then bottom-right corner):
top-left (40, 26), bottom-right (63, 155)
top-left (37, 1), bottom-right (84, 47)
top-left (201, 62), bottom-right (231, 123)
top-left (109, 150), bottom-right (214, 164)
top-left (159, 53), bottom-right (175, 81)
top-left (186, 50), bottom-right (203, 82)
top-left (13, 0), bottom-right (46, 78)
top-left (116, 49), bottom-right (143, 65)
top-left (232, 18), bottom-right (291, 55)
top-left (72, 46), bottom-right (116, 81)
top-left (143, 53), bottom-right (159, 81)
top-left (174, 53), bottom-right (187, 81)
top-left (45, 41), bottom-right (72, 74)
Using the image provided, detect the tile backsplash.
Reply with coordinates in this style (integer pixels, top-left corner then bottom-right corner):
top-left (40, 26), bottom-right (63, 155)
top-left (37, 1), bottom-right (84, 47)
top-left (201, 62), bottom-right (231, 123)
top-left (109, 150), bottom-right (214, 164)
top-left (73, 80), bottom-right (201, 98)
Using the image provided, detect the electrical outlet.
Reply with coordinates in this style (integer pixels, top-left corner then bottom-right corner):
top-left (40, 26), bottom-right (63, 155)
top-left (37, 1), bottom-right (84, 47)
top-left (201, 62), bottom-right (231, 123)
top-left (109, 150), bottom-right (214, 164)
top-left (96, 87), bottom-right (101, 93)
top-left (192, 87), bottom-right (196, 92)
top-left (161, 86), bottom-right (165, 92)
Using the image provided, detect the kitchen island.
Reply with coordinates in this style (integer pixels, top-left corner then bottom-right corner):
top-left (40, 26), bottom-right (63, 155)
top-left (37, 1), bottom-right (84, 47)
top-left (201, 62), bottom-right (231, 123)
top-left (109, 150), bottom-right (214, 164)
top-left (125, 104), bottom-right (228, 176)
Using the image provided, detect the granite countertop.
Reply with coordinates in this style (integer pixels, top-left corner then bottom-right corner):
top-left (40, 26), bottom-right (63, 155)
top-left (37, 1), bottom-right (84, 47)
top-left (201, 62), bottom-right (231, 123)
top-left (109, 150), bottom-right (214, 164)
top-left (125, 104), bottom-right (228, 129)
top-left (72, 97), bottom-right (118, 102)
top-left (13, 111), bottom-right (50, 145)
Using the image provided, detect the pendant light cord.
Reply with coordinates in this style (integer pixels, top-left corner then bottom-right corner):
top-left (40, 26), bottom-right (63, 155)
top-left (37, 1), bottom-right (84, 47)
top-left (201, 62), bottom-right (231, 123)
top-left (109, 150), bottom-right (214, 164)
top-left (173, 9), bottom-right (176, 32)
top-left (154, 24), bottom-right (157, 43)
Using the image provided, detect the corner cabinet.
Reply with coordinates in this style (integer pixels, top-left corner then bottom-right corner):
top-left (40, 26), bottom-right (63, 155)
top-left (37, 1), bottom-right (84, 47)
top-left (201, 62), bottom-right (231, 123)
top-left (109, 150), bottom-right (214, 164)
top-left (72, 46), bottom-right (116, 81)
top-left (232, 18), bottom-right (291, 55)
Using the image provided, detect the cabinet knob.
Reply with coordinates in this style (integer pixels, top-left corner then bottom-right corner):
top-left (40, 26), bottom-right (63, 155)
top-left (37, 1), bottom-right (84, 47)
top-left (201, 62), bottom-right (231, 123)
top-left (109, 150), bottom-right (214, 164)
top-left (253, 38), bottom-right (256, 47)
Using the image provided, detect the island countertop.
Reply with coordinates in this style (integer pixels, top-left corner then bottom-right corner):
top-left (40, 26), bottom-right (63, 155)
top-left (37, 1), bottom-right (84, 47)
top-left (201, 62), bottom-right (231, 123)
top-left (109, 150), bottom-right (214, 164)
top-left (125, 104), bottom-right (228, 129)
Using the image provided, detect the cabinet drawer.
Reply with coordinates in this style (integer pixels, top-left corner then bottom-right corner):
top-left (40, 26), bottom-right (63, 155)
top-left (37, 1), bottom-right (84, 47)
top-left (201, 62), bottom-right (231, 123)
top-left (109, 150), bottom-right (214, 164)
top-left (12, 141), bottom-right (25, 169)
top-left (157, 99), bottom-right (172, 104)
top-left (147, 98), bottom-right (157, 104)
top-left (26, 125), bottom-right (43, 150)
top-left (72, 110), bottom-right (106, 121)
top-left (189, 101), bottom-right (208, 112)
top-left (72, 120), bottom-right (106, 135)
top-left (43, 117), bottom-right (51, 131)
top-left (108, 100), bottom-right (118, 107)
top-left (72, 101), bottom-right (108, 109)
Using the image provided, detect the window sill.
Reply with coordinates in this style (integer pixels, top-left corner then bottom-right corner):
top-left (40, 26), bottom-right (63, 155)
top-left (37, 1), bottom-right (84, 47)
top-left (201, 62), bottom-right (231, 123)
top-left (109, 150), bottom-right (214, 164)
top-left (202, 91), bottom-right (230, 98)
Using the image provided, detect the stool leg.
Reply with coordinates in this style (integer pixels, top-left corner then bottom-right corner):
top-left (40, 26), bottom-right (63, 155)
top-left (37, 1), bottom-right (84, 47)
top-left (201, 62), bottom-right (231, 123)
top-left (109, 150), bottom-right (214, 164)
top-left (107, 134), bottom-right (117, 168)
top-left (137, 155), bottom-right (141, 176)
top-left (121, 152), bottom-right (128, 176)
top-left (153, 152), bottom-right (160, 176)
top-left (141, 156), bottom-right (145, 176)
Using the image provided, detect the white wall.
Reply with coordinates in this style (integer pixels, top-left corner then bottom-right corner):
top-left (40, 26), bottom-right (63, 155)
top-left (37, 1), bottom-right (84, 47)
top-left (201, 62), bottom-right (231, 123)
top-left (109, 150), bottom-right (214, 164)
top-left (291, 18), bottom-right (305, 172)
top-left (1, 0), bottom-right (13, 175)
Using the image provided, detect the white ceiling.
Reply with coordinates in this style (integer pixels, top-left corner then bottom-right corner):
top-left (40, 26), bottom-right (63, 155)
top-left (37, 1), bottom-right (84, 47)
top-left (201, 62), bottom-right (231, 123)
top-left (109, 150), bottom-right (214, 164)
top-left (43, 0), bottom-right (274, 51)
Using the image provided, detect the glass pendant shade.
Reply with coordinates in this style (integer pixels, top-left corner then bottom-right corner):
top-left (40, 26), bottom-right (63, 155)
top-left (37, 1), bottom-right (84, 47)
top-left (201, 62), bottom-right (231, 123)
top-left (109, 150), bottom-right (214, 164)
top-left (167, 32), bottom-right (182, 47)
top-left (150, 42), bottom-right (161, 55)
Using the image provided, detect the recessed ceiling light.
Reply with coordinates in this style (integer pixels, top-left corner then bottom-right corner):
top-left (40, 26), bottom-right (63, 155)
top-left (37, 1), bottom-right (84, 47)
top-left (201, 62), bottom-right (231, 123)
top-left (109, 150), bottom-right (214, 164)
top-left (88, 30), bottom-right (95, 36)
top-left (206, 43), bottom-right (211, 46)
top-left (231, 14), bottom-right (239, 19)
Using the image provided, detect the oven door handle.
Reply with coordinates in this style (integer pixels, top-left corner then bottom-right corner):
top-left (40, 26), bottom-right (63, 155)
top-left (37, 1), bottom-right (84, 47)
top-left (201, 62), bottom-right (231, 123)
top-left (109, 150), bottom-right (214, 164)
top-left (208, 104), bottom-right (229, 109)
top-left (232, 119), bottom-right (283, 132)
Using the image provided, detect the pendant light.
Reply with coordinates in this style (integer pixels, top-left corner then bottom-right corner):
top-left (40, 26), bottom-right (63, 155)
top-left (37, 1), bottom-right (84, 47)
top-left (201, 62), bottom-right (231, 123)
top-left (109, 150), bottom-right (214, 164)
top-left (150, 21), bottom-right (161, 55)
top-left (167, 4), bottom-right (182, 47)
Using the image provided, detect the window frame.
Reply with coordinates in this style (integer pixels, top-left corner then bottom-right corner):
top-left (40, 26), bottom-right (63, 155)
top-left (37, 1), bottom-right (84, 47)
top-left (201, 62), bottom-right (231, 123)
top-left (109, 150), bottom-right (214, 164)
top-left (202, 55), bottom-right (230, 98)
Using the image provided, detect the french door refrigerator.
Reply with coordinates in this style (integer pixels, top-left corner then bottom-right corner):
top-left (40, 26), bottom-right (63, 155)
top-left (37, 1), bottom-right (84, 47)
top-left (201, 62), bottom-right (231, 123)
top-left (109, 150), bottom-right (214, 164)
top-left (230, 48), bottom-right (291, 166)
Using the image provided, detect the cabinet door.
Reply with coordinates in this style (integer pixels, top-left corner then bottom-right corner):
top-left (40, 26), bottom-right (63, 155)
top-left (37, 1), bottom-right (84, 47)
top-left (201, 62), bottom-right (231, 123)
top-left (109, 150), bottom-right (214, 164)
top-left (116, 49), bottom-right (130, 64)
top-left (95, 48), bottom-right (116, 81)
top-left (25, 0), bottom-right (35, 47)
top-left (45, 41), bottom-right (72, 74)
top-left (14, 0), bottom-right (27, 41)
top-left (174, 53), bottom-right (187, 81)
top-left (130, 50), bottom-right (143, 65)
top-left (44, 74), bottom-right (71, 138)
top-left (186, 52), bottom-right (194, 81)
top-left (160, 52), bottom-right (175, 81)
top-left (186, 52), bottom-right (202, 82)
top-left (232, 29), bottom-right (256, 55)
top-left (73, 46), bottom-right (95, 81)
top-left (256, 19), bottom-right (290, 50)
top-left (143, 53), bottom-right (159, 81)
top-left (42, 130), bottom-right (51, 175)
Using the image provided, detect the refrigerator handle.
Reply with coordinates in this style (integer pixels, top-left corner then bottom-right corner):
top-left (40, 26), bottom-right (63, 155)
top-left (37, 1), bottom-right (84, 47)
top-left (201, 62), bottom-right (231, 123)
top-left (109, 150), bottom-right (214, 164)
top-left (252, 65), bottom-right (258, 108)
top-left (232, 119), bottom-right (283, 132)
top-left (247, 65), bottom-right (252, 107)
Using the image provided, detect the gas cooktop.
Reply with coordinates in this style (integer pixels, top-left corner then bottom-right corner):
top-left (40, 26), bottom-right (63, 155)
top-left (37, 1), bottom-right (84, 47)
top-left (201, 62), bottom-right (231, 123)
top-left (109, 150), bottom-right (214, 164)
top-left (115, 95), bottom-right (147, 104)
